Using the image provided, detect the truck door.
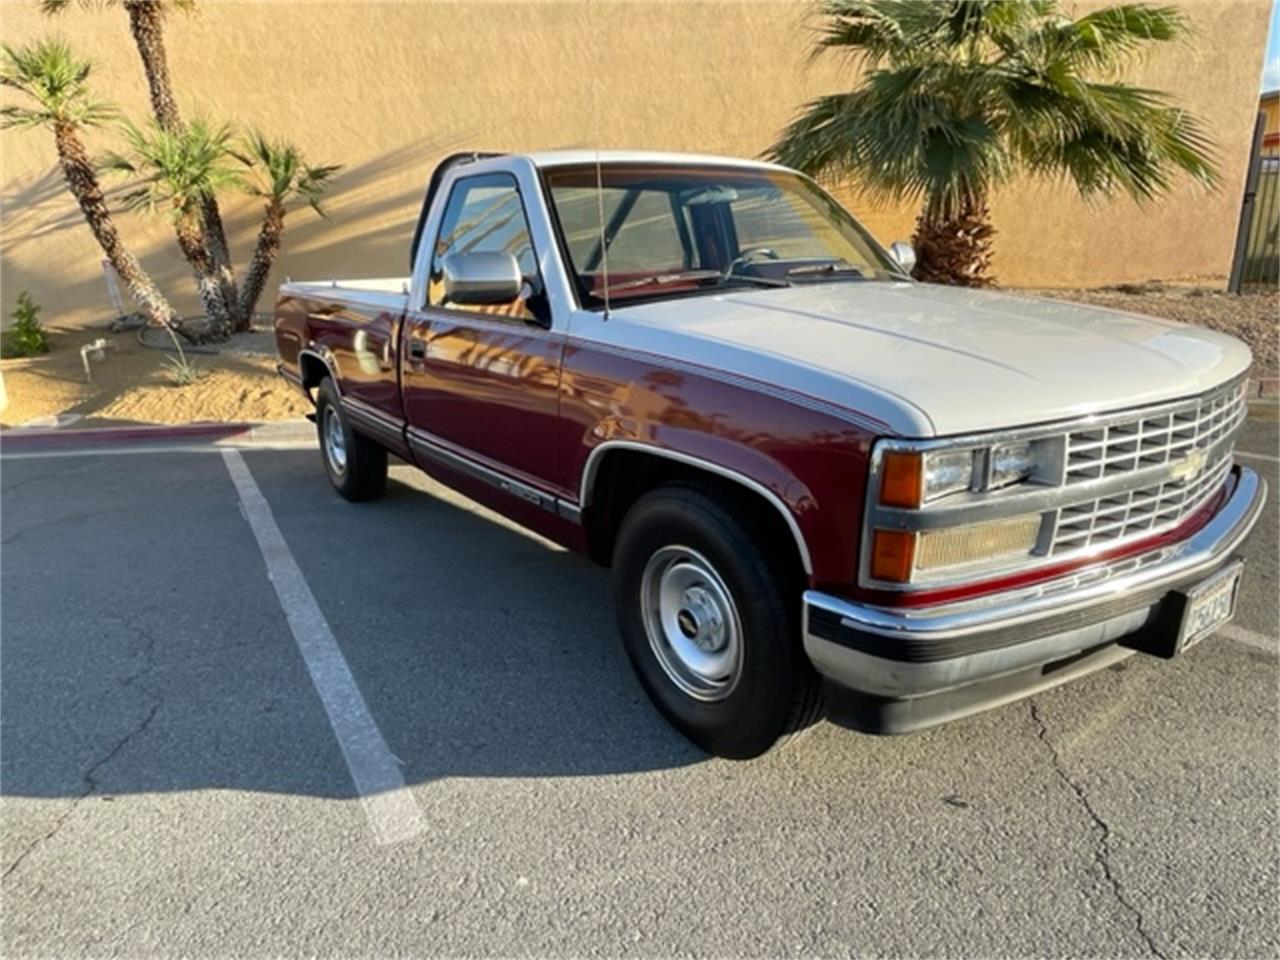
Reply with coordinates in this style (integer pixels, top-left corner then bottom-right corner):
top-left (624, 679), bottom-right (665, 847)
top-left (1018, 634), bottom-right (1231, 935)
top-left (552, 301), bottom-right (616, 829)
top-left (400, 172), bottom-right (567, 500)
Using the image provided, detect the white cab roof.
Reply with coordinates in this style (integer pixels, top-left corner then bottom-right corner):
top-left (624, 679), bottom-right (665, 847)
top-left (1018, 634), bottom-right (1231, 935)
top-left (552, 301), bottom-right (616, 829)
top-left (521, 150), bottom-right (792, 173)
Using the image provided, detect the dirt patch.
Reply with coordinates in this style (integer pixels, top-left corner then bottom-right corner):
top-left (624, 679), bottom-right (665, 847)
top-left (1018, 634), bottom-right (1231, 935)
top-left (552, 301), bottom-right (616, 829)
top-left (1022, 284), bottom-right (1278, 378)
top-left (0, 324), bottom-right (309, 429)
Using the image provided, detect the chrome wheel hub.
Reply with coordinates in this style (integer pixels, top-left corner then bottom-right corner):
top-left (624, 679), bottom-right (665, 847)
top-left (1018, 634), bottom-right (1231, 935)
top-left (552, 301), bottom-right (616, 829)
top-left (640, 546), bottom-right (742, 701)
top-left (323, 406), bottom-right (347, 475)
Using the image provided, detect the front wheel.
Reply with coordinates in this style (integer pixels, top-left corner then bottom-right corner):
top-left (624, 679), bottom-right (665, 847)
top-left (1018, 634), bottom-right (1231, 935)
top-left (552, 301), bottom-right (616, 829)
top-left (315, 377), bottom-right (387, 502)
top-left (612, 485), bottom-right (821, 759)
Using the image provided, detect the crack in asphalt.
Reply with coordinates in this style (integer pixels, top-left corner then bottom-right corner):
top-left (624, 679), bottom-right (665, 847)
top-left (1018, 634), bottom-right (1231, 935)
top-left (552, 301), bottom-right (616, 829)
top-left (1, 618), bottom-right (164, 883)
top-left (0, 508), bottom-right (103, 547)
top-left (1029, 699), bottom-right (1167, 960)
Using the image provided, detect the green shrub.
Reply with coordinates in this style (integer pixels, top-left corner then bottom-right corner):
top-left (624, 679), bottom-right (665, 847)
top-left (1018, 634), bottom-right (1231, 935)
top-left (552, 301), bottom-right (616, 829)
top-left (162, 352), bottom-right (200, 386)
top-left (2, 292), bottom-right (49, 358)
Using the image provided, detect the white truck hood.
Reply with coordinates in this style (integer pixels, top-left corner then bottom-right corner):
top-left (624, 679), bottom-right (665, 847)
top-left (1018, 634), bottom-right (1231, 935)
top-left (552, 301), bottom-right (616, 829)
top-left (606, 282), bottom-right (1252, 437)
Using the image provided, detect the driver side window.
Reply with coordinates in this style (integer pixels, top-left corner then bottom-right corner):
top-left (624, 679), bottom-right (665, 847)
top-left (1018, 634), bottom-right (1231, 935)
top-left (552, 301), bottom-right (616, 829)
top-left (428, 173), bottom-right (541, 322)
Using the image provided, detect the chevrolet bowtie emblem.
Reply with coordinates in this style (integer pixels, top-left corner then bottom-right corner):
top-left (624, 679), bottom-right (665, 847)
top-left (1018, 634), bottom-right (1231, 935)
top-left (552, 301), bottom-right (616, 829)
top-left (1170, 449), bottom-right (1207, 482)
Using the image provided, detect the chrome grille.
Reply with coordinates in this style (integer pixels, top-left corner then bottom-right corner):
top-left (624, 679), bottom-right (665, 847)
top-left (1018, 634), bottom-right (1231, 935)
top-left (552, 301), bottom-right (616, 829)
top-left (1063, 380), bottom-right (1247, 484)
top-left (1050, 450), bottom-right (1233, 555)
top-left (1048, 379), bottom-right (1246, 557)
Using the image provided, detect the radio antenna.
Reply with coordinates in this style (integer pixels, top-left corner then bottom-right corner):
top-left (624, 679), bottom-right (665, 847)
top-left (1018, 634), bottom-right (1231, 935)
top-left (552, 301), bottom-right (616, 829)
top-left (595, 151), bottom-right (610, 320)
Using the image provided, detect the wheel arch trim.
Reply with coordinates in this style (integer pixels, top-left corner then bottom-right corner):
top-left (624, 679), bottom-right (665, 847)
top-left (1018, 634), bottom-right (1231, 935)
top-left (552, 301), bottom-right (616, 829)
top-left (579, 440), bottom-right (813, 575)
top-left (298, 347), bottom-right (339, 394)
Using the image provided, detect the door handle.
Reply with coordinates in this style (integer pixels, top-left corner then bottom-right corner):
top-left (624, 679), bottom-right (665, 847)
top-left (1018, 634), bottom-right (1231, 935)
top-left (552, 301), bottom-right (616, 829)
top-left (408, 339), bottom-right (426, 361)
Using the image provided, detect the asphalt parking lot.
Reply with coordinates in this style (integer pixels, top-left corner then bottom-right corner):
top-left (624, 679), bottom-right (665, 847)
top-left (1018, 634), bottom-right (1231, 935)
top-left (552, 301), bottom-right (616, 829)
top-left (2, 410), bottom-right (1277, 958)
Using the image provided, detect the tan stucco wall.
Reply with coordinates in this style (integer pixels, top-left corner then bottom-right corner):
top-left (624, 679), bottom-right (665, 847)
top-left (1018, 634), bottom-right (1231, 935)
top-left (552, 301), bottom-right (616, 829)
top-left (0, 0), bottom-right (1272, 328)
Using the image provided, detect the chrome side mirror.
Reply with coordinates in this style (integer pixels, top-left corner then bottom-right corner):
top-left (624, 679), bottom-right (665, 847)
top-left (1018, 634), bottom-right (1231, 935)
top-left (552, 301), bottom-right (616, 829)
top-left (888, 241), bottom-right (916, 274)
top-left (442, 252), bottom-right (522, 305)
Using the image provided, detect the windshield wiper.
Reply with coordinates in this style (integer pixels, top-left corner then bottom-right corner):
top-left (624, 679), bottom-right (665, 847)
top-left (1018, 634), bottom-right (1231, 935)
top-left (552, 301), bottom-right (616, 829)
top-left (604, 270), bottom-right (723, 293)
top-left (604, 269), bottom-right (786, 294)
top-left (785, 261), bottom-right (866, 280)
top-left (720, 272), bottom-right (790, 288)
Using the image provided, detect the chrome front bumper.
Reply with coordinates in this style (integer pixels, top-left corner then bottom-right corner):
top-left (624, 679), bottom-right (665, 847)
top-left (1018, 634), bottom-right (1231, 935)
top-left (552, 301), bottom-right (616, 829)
top-left (803, 466), bottom-right (1267, 733)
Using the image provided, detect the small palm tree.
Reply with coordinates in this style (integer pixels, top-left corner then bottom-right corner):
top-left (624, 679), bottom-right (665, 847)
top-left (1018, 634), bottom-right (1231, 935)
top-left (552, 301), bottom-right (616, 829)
top-left (235, 131), bottom-right (339, 327)
top-left (0, 38), bottom-right (182, 334)
top-left (104, 118), bottom-right (241, 338)
top-left (767, 0), bottom-right (1218, 286)
top-left (42, 0), bottom-right (240, 324)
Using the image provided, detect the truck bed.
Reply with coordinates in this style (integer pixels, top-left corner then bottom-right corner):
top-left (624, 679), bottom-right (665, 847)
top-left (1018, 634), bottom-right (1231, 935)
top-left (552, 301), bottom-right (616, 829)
top-left (279, 277), bottom-right (410, 312)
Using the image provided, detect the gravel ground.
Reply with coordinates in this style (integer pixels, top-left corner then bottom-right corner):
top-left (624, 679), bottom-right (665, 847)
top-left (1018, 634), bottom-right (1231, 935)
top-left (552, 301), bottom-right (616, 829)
top-left (1024, 284), bottom-right (1279, 378)
top-left (0, 325), bottom-right (306, 428)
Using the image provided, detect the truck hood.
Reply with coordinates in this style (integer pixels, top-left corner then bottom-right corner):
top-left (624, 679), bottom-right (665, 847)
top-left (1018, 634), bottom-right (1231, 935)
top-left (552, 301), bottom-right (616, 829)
top-left (606, 282), bottom-right (1252, 437)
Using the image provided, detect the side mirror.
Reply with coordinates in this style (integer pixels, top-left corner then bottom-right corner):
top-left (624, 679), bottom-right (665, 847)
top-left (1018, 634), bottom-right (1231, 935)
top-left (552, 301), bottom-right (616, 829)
top-left (442, 252), bottom-right (522, 305)
top-left (888, 241), bottom-right (916, 275)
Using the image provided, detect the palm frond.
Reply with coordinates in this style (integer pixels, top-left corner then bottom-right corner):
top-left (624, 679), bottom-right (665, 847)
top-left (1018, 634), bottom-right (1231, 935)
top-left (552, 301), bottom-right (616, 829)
top-left (236, 128), bottom-right (340, 213)
top-left (0, 104), bottom-right (54, 130)
top-left (1021, 4), bottom-right (1189, 74)
top-left (767, 0), bottom-right (1216, 216)
top-left (0, 37), bottom-right (113, 129)
top-left (106, 116), bottom-right (241, 220)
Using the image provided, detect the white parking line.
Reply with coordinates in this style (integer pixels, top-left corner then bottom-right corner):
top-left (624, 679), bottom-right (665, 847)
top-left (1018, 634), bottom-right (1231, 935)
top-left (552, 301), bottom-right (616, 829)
top-left (222, 450), bottom-right (424, 845)
top-left (1236, 450), bottom-right (1280, 465)
top-left (1220, 623), bottom-right (1279, 655)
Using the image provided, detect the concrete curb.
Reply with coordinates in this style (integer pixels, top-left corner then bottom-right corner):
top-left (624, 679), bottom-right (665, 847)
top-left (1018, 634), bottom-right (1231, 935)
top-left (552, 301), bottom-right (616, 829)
top-left (0, 418), bottom-right (315, 451)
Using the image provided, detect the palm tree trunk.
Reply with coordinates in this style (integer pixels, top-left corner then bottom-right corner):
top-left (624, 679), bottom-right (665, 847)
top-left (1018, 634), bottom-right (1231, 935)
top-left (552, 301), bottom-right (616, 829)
top-left (238, 202), bottom-right (285, 325)
top-left (172, 211), bottom-right (232, 341)
top-left (911, 197), bottom-right (996, 287)
top-left (201, 194), bottom-right (244, 330)
top-left (124, 1), bottom-right (180, 129)
top-left (125, 0), bottom-right (241, 327)
top-left (50, 120), bottom-right (189, 339)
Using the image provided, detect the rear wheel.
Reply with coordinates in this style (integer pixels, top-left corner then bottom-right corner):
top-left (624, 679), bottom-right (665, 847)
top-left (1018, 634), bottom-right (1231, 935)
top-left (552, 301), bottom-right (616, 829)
top-left (612, 485), bottom-right (821, 759)
top-left (316, 377), bottom-right (387, 502)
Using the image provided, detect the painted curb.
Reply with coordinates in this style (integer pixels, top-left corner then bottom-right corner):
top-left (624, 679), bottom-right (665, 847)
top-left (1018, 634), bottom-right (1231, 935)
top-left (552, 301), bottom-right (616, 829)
top-left (0, 419), bottom-right (315, 451)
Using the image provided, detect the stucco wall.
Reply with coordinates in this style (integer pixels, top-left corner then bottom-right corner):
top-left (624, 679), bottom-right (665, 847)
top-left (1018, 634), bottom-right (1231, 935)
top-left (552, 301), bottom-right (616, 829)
top-left (0, 0), bottom-right (1271, 327)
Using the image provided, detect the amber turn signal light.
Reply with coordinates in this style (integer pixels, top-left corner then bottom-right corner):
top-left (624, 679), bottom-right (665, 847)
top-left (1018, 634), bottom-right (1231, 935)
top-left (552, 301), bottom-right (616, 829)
top-left (880, 451), bottom-right (923, 508)
top-left (870, 529), bottom-right (916, 582)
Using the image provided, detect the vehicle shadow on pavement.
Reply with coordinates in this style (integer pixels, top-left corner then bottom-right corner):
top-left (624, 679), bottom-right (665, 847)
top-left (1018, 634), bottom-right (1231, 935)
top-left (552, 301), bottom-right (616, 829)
top-left (0, 449), bottom-right (705, 803)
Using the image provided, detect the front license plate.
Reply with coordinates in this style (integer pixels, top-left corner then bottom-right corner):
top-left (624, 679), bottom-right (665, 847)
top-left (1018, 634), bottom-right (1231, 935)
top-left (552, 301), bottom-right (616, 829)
top-left (1178, 561), bottom-right (1244, 653)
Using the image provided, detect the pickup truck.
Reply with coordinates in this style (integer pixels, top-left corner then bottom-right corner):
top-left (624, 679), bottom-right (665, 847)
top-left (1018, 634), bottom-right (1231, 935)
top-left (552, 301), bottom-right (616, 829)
top-left (274, 150), bottom-right (1266, 759)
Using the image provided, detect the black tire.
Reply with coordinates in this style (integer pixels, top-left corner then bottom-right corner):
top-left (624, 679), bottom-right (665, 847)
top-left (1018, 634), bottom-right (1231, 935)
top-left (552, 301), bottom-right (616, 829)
top-left (612, 484), bottom-right (822, 759)
top-left (315, 377), bottom-right (387, 502)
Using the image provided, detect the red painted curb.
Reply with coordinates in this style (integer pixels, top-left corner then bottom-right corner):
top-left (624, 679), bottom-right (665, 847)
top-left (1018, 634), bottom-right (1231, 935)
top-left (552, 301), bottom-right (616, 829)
top-left (0, 421), bottom-right (255, 450)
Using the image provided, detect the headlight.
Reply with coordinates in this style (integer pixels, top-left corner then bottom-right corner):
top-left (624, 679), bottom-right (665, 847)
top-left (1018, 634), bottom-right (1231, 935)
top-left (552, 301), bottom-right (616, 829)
top-left (880, 448), bottom-right (976, 507)
top-left (868, 436), bottom-right (1061, 586)
top-left (923, 449), bottom-right (976, 502)
top-left (990, 441), bottom-right (1035, 490)
top-left (879, 442), bottom-right (1046, 507)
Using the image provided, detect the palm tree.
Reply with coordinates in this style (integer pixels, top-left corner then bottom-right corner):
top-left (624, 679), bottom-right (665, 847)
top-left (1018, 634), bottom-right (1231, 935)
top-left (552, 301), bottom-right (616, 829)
top-left (235, 131), bottom-right (339, 327)
top-left (766, 0), bottom-right (1218, 286)
top-left (41, 0), bottom-right (240, 324)
top-left (0, 38), bottom-right (183, 335)
top-left (104, 118), bottom-right (241, 339)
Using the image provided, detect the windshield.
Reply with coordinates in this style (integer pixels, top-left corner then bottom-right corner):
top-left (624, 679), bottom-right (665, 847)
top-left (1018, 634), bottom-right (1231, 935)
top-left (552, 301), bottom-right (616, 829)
top-left (543, 164), bottom-right (904, 308)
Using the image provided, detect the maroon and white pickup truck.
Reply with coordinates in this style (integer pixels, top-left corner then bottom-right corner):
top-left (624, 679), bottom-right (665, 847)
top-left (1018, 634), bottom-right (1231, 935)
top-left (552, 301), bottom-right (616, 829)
top-left (275, 150), bottom-right (1265, 758)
